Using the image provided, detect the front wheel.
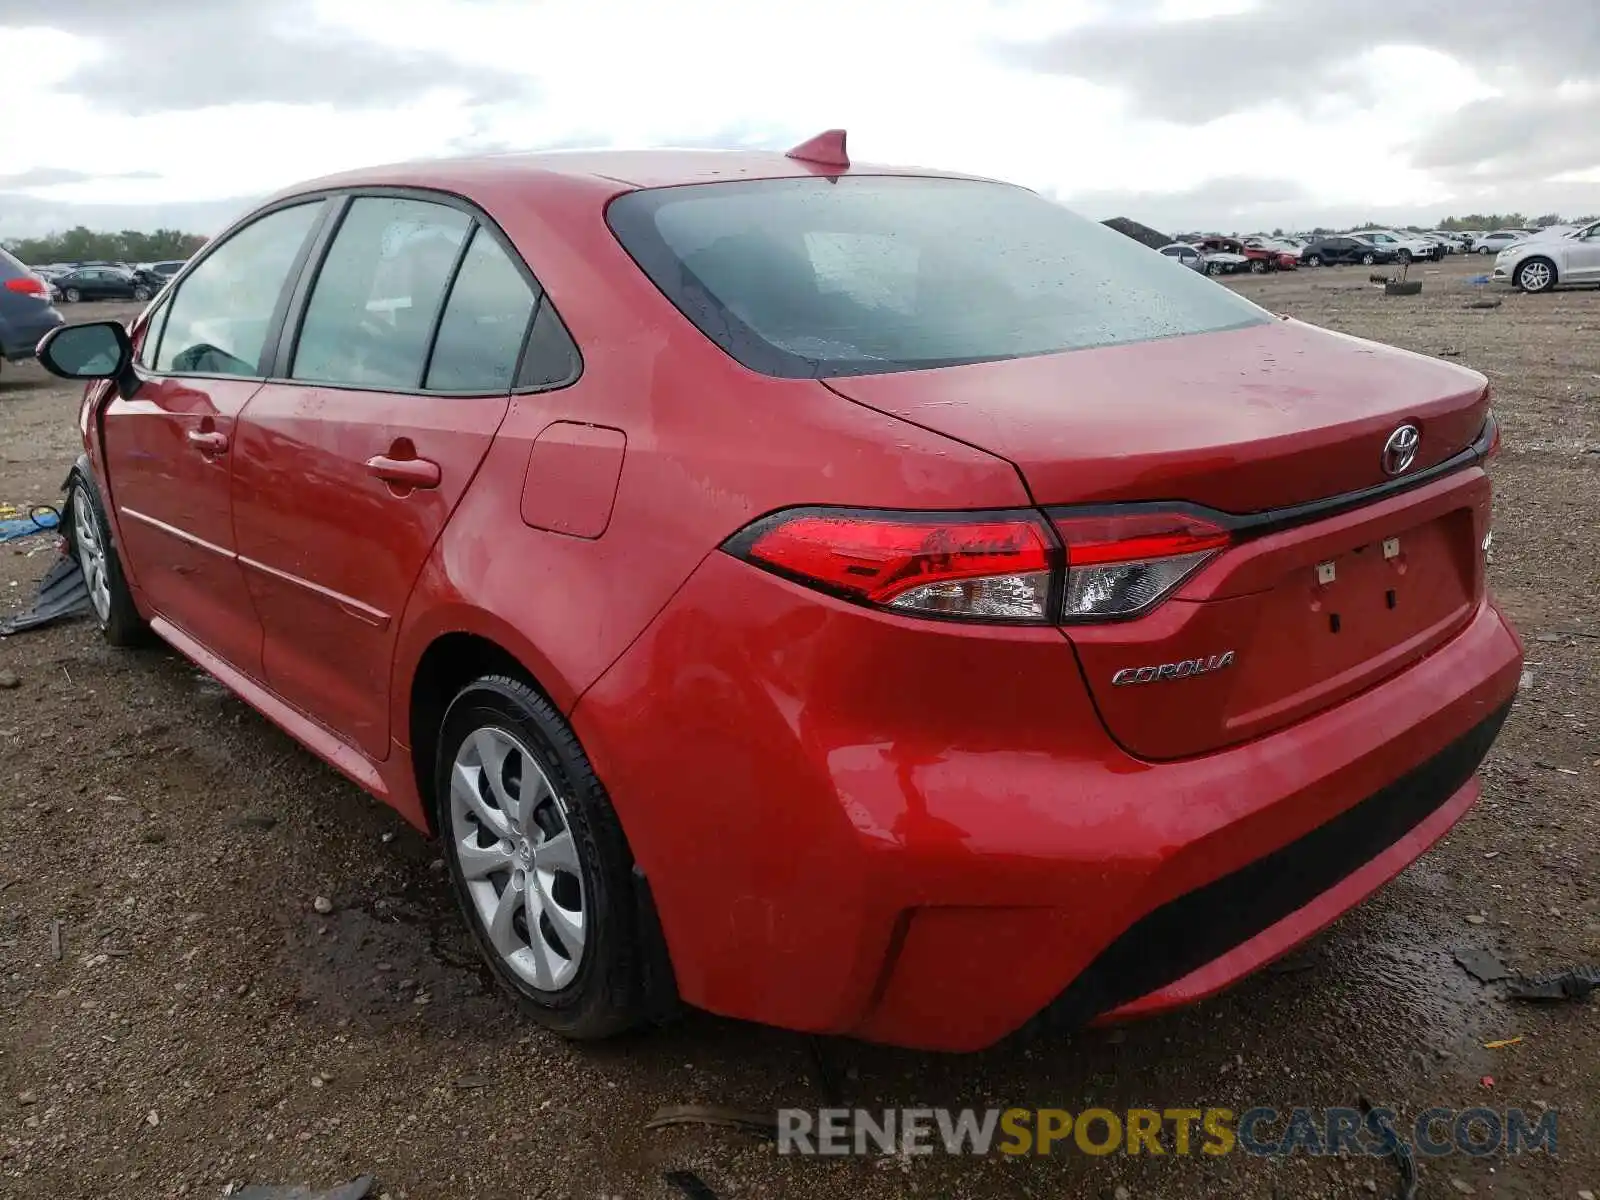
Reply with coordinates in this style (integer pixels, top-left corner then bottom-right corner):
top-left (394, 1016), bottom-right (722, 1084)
top-left (1515, 258), bottom-right (1556, 294)
top-left (1305, 254), bottom-right (1323, 267)
top-left (437, 676), bottom-right (655, 1039)
top-left (1361, 253), bottom-right (1376, 265)
top-left (133, 286), bottom-right (152, 301)
top-left (1249, 259), bottom-right (1268, 274)
top-left (1397, 249), bottom-right (1411, 264)
top-left (64, 287), bottom-right (81, 303)
top-left (68, 473), bottom-right (147, 646)
top-left (1205, 261), bottom-right (1222, 276)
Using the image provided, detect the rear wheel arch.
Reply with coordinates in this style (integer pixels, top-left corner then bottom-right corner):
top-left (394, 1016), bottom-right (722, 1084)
top-left (407, 631), bottom-right (558, 836)
top-left (406, 630), bottom-right (683, 1027)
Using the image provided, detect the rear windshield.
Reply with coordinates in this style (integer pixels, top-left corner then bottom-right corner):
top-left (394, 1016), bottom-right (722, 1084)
top-left (607, 175), bottom-right (1271, 379)
top-left (0, 245), bottom-right (32, 280)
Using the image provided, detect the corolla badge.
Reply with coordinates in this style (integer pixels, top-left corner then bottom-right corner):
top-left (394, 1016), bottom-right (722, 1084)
top-left (1112, 651), bottom-right (1235, 686)
top-left (1382, 424), bottom-right (1420, 476)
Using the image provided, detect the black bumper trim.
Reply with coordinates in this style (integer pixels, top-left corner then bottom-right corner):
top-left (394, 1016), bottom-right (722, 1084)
top-left (1043, 700), bottom-right (1512, 1026)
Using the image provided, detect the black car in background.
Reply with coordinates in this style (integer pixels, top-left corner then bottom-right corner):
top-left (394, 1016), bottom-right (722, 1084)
top-left (0, 246), bottom-right (65, 376)
top-left (53, 265), bottom-right (156, 303)
top-left (1299, 236), bottom-right (1397, 267)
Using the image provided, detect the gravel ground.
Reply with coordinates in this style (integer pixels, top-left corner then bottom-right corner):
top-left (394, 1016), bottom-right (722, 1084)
top-left (1, 259), bottom-right (1597, 1200)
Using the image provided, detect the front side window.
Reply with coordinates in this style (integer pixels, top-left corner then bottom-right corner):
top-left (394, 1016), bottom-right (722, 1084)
top-left (424, 227), bottom-right (538, 392)
top-left (154, 201), bottom-right (323, 377)
top-left (292, 196), bottom-right (470, 389)
top-left (608, 176), bottom-right (1270, 379)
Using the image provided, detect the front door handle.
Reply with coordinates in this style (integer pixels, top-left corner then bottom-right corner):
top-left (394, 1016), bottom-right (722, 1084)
top-left (366, 454), bottom-right (441, 490)
top-left (187, 429), bottom-right (229, 454)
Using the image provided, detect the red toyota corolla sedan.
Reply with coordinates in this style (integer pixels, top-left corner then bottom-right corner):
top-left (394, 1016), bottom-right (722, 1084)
top-left (37, 132), bottom-right (1521, 1051)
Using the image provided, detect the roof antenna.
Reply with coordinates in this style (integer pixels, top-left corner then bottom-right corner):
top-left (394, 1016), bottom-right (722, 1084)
top-left (785, 129), bottom-right (849, 170)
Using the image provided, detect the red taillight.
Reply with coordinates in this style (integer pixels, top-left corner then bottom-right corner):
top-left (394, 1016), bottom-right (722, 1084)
top-left (1051, 510), bottom-right (1231, 620)
top-left (727, 509), bottom-right (1057, 623)
top-left (725, 505), bottom-right (1234, 624)
top-left (4, 276), bottom-right (46, 296)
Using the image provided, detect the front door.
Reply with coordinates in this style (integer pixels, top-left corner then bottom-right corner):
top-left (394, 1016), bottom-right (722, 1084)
top-left (231, 195), bottom-right (537, 758)
top-left (101, 200), bottom-right (327, 675)
top-left (1566, 223), bottom-right (1600, 282)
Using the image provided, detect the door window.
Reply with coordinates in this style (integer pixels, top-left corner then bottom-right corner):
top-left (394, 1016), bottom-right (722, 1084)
top-left (292, 196), bottom-right (470, 389)
top-left (154, 201), bottom-right (323, 377)
top-left (423, 227), bottom-right (538, 392)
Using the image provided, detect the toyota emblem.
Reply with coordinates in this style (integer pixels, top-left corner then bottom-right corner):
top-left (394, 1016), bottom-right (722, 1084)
top-left (1381, 424), bottom-right (1420, 476)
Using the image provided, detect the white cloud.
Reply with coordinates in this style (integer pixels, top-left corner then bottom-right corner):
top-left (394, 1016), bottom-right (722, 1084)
top-left (1, 0), bottom-right (1595, 236)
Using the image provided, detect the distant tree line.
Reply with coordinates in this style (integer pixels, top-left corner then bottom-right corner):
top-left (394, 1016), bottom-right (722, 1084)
top-left (1, 226), bottom-right (207, 266)
top-left (1291, 213), bottom-right (1598, 236)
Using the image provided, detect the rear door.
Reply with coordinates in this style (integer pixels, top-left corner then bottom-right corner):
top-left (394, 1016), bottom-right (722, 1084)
top-left (103, 199), bottom-right (328, 674)
top-left (231, 193), bottom-right (537, 758)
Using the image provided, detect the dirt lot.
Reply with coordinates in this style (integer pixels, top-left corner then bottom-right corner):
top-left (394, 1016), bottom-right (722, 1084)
top-left (1, 258), bottom-right (1597, 1200)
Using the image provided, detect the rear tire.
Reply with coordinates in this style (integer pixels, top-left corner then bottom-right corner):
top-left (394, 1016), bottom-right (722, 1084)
top-left (436, 675), bottom-right (655, 1039)
top-left (1397, 249), bottom-right (1412, 264)
top-left (1305, 254), bottom-right (1323, 267)
top-left (67, 473), bottom-right (147, 647)
top-left (133, 286), bottom-right (152, 301)
top-left (1361, 253), bottom-right (1376, 265)
top-left (1249, 259), bottom-right (1268, 274)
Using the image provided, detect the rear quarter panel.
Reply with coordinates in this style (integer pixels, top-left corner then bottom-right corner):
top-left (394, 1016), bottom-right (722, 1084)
top-left (390, 177), bottom-right (1030, 738)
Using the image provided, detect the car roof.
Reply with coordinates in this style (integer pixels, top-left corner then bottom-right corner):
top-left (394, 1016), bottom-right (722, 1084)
top-left (269, 147), bottom-right (992, 208)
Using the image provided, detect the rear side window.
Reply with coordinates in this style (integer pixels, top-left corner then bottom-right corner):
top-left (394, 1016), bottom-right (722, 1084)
top-left (516, 298), bottom-right (582, 388)
top-left (292, 196), bottom-right (470, 389)
top-left (155, 202), bottom-right (323, 376)
top-left (424, 228), bottom-right (537, 392)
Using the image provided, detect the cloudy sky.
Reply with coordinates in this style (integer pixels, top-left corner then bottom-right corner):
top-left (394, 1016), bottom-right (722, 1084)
top-left (2, 0), bottom-right (1596, 239)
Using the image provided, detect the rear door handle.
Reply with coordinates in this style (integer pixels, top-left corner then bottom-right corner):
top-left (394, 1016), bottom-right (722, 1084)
top-left (366, 454), bottom-right (441, 490)
top-left (187, 429), bottom-right (229, 454)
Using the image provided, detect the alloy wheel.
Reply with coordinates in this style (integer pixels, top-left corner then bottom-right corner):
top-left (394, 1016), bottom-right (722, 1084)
top-left (449, 726), bottom-right (586, 992)
top-left (73, 487), bottom-right (112, 623)
top-left (1517, 260), bottom-right (1553, 293)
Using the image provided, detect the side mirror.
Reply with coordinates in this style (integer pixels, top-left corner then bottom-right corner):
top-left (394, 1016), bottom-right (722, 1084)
top-left (36, 321), bottom-right (133, 381)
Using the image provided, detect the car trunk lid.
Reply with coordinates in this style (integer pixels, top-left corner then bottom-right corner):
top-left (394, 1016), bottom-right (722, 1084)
top-left (823, 319), bottom-right (1493, 758)
top-left (822, 319), bottom-right (1488, 512)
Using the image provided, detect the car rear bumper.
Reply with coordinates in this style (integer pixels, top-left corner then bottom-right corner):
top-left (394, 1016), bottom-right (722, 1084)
top-left (574, 553), bottom-right (1522, 1050)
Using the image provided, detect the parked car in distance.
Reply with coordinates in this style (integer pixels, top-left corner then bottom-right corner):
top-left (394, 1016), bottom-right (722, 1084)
top-left (1158, 242), bottom-right (1206, 272)
top-left (1491, 218), bottom-right (1600, 292)
top-left (130, 266), bottom-right (172, 291)
top-left (1475, 230), bottom-right (1530, 255)
top-left (137, 259), bottom-right (187, 281)
top-left (1239, 238), bottom-right (1301, 270)
top-left (1300, 236), bottom-right (1395, 266)
top-left (0, 247), bottom-right (65, 377)
top-left (36, 136), bottom-right (1520, 1051)
top-left (1348, 229), bottom-right (1442, 262)
top-left (1198, 235), bottom-right (1289, 273)
top-left (53, 266), bottom-right (157, 303)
